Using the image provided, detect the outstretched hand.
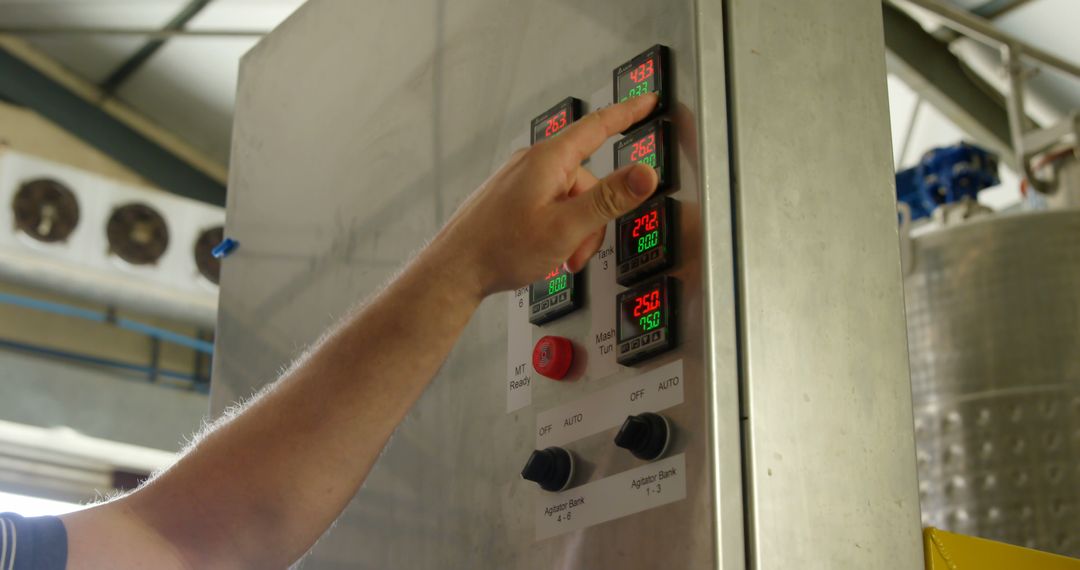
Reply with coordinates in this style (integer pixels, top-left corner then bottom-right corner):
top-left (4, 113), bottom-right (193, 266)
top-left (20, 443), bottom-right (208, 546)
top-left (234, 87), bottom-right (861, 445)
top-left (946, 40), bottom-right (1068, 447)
top-left (435, 93), bottom-right (660, 298)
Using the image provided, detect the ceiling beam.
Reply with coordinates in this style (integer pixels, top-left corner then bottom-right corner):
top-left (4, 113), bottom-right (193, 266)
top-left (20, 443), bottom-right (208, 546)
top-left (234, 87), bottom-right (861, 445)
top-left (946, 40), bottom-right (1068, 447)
top-left (971, 0), bottom-right (1037, 19)
top-left (882, 3), bottom-right (1018, 169)
top-left (0, 27), bottom-right (264, 39)
top-left (100, 0), bottom-right (216, 94)
top-left (0, 44), bottom-right (227, 205)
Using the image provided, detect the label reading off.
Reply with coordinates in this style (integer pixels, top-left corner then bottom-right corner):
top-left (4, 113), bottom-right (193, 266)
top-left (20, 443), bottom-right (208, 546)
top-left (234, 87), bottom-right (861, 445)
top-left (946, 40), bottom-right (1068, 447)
top-left (615, 120), bottom-right (673, 193)
top-left (616, 196), bottom-right (674, 285)
top-left (616, 276), bottom-right (676, 366)
top-left (531, 97), bottom-right (583, 145)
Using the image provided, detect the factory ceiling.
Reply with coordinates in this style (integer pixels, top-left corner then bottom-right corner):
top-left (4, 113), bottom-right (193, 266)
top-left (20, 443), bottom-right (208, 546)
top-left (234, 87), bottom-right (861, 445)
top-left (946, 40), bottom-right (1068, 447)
top-left (0, 0), bottom-right (1075, 197)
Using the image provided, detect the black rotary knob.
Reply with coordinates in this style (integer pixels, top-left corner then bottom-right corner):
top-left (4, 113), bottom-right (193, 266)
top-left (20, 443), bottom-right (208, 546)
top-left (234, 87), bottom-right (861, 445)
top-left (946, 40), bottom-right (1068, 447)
top-left (520, 447), bottom-right (574, 492)
top-left (614, 412), bottom-right (671, 461)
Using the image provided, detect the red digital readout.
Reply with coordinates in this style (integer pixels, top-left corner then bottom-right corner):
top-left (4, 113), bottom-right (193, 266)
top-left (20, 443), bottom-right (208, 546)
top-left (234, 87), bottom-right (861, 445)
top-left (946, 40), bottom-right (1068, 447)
top-left (544, 266), bottom-right (562, 280)
top-left (545, 109), bottom-right (568, 137)
top-left (632, 289), bottom-right (661, 317)
top-left (631, 209), bottom-right (659, 238)
top-left (629, 58), bottom-right (655, 84)
top-left (629, 133), bottom-right (656, 162)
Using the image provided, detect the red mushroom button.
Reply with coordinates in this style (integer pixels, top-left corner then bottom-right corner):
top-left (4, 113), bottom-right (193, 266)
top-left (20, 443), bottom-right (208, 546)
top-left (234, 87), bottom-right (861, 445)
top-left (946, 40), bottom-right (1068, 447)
top-left (532, 336), bottom-right (574, 380)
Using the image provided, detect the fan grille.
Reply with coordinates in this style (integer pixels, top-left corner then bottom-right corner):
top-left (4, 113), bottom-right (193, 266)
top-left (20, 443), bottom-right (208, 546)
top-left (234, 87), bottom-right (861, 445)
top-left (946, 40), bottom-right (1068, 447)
top-left (12, 179), bottom-right (80, 243)
top-left (106, 203), bottom-right (170, 265)
top-left (194, 226), bottom-right (224, 284)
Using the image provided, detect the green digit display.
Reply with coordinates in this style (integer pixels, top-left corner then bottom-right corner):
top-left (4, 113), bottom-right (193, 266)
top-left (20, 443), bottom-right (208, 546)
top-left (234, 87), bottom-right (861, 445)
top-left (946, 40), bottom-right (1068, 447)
top-left (548, 273), bottom-right (568, 295)
top-left (619, 80), bottom-right (650, 103)
top-left (638, 154), bottom-right (656, 168)
top-left (639, 310), bottom-right (662, 332)
top-left (637, 230), bottom-right (659, 253)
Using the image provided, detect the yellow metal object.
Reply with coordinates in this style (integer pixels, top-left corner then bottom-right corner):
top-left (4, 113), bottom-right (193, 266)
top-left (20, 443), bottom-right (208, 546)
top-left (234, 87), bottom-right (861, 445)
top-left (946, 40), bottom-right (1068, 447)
top-left (925, 528), bottom-right (1080, 569)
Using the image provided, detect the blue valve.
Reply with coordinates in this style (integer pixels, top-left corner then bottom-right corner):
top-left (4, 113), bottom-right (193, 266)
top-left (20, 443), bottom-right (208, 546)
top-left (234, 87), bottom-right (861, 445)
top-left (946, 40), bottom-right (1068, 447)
top-left (211, 237), bottom-right (238, 259)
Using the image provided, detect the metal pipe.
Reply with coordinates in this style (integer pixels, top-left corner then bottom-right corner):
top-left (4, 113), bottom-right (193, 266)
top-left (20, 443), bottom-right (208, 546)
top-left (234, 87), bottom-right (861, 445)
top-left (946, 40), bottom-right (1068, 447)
top-left (0, 27), bottom-right (266, 39)
top-left (0, 292), bottom-right (214, 354)
top-left (891, 0), bottom-right (1080, 79)
top-left (1002, 43), bottom-right (1050, 193)
top-left (973, 0), bottom-right (1038, 20)
top-left (0, 337), bottom-right (200, 386)
top-left (897, 97), bottom-right (925, 168)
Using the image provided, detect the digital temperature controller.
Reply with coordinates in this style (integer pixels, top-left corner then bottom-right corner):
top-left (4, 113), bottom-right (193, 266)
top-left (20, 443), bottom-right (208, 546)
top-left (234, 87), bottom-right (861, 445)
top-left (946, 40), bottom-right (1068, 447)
top-left (613, 44), bottom-right (670, 131)
top-left (616, 196), bottom-right (674, 285)
top-left (531, 97), bottom-right (582, 144)
top-left (527, 97), bottom-right (584, 325)
top-left (529, 265), bottom-right (580, 325)
top-left (615, 119), bottom-right (673, 193)
top-left (616, 276), bottom-right (676, 366)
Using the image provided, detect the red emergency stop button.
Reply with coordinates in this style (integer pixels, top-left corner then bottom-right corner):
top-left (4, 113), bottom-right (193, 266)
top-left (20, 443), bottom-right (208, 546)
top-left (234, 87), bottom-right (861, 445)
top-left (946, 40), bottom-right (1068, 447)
top-left (533, 336), bottom-right (573, 380)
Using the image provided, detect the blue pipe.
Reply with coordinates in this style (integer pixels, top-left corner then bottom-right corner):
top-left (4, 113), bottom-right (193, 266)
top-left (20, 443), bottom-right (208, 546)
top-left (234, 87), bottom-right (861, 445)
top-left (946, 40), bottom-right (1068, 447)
top-left (0, 337), bottom-right (202, 386)
top-left (0, 292), bottom-right (214, 354)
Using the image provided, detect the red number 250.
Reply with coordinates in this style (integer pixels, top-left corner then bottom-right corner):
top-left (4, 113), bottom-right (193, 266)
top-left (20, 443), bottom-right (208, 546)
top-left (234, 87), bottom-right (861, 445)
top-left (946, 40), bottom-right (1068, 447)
top-left (632, 289), bottom-right (661, 317)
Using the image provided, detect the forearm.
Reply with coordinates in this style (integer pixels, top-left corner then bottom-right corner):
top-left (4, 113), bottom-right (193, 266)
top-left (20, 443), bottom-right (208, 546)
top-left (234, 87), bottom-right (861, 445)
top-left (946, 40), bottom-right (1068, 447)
top-left (123, 241), bottom-right (482, 568)
top-left (62, 94), bottom-right (658, 570)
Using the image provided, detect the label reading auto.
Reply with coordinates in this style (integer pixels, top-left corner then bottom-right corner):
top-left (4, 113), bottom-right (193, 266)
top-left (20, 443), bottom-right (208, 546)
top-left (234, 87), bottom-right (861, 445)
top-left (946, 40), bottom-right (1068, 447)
top-left (617, 276), bottom-right (676, 366)
top-left (531, 97), bottom-right (583, 144)
top-left (616, 196), bottom-right (674, 286)
top-left (615, 119), bottom-right (673, 193)
top-left (613, 44), bottom-right (670, 130)
top-left (529, 265), bottom-right (581, 326)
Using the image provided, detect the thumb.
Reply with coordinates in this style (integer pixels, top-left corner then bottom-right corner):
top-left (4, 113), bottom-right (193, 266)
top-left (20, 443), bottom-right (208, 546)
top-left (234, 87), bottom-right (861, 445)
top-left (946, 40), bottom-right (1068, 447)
top-left (563, 163), bottom-right (657, 234)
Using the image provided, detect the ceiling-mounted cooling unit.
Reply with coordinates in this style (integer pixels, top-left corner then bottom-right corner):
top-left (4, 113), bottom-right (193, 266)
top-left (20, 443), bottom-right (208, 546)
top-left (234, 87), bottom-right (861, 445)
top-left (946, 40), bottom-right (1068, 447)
top-left (0, 150), bottom-right (225, 327)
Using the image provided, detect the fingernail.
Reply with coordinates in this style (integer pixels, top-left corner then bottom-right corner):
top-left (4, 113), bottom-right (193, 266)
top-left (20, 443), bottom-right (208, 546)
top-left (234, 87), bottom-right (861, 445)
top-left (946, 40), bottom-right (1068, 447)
top-left (627, 164), bottom-right (658, 197)
top-left (561, 262), bottom-right (572, 274)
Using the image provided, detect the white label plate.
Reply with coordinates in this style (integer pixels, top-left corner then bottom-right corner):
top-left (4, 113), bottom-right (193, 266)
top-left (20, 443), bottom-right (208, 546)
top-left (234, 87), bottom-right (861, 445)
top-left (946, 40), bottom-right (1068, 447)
top-left (506, 286), bottom-right (533, 412)
top-left (536, 359), bottom-right (683, 447)
top-left (535, 453), bottom-right (687, 540)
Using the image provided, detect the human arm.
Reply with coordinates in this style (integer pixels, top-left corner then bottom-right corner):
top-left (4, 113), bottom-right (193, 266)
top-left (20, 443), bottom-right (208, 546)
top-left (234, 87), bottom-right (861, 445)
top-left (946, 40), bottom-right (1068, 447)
top-left (61, 93), bottom-right (660, 569)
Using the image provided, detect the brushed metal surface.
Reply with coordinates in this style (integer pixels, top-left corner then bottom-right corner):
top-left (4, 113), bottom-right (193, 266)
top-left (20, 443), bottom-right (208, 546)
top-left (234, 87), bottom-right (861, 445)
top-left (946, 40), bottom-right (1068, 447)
top-left (211, 0), bottom-right (922, 567)
top-left (211, 1), bottom-right (741, 568)
top-left (726, 0), bottom-right (925, 567)
top-left (906, 210), bottom-right (1080, 557)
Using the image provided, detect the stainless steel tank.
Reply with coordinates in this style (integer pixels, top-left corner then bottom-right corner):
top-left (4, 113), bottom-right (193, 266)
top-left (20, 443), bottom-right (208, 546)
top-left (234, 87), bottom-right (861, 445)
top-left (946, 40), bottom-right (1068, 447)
top-left (905, 209), bottom-right (1080, 556)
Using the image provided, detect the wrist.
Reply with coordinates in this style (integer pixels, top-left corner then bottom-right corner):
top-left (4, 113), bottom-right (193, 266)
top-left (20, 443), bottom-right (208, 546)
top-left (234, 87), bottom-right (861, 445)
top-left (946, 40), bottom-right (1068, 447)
top-left (414, 238), bottom-right (488, 306)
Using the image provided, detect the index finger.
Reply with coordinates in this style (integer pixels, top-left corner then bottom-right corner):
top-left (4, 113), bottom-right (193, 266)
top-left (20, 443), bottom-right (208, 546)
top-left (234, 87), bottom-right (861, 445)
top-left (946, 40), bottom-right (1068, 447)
top-left (551, 93), bottom-right (659, 165)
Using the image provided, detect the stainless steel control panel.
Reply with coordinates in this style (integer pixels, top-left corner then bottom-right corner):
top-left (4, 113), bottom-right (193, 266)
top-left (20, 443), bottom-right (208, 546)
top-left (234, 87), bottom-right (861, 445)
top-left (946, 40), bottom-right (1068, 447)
top-left (211, 1), bottom-right (922, 568)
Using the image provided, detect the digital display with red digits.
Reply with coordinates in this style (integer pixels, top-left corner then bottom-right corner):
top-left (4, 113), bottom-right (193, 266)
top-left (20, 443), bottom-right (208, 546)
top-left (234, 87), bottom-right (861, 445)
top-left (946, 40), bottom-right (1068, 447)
top-left (618, 279), bottom-right (669, 342)
top-left (619, 203), bottom-right (661, 257)
top-left (616, 46), bottom-right (664, 105)
top-left (613, 44), bottom-right (668, 129)
top-left (616, 121), bottom-right (665, 184)
top-left (531, 98), bottom-right (581, 145)
top-left (617, 57), bottom-right (655, 103)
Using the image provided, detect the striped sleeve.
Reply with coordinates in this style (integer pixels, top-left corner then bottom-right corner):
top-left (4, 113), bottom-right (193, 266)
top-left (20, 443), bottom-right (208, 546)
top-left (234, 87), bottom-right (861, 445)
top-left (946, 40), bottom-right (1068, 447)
top-left (0, 514), bottom-right (67, 570)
